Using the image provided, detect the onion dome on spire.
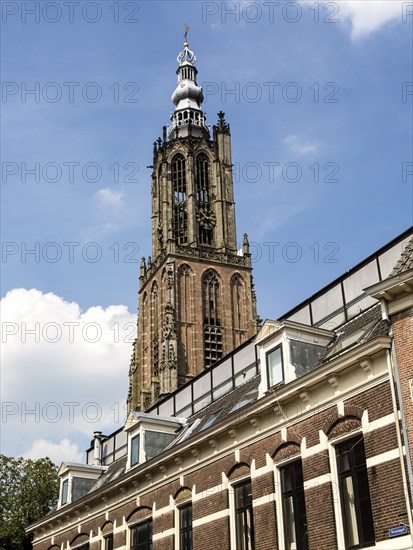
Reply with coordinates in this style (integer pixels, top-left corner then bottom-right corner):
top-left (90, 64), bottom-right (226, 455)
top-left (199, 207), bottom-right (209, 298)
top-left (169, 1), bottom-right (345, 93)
top-left (168, 25), bottom-right (209, 140)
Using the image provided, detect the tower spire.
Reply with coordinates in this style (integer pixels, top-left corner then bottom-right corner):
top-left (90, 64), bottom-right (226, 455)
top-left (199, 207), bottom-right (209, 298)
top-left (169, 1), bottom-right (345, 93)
top-left (168, 28), bottom-right (209, 140)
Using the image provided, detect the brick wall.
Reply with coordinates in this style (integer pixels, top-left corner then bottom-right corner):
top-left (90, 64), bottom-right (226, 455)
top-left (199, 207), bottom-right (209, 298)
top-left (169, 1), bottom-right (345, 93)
top-left (305, 483), bottom-right (337, 550)
top-left (392, 308), bottom-right (413, 466)
top-left (193, 516), bottom-right (230, 549)
top-left (368, 458), bottom-right (408, 542)
top-left (32, 379), bottom-right (410, 550)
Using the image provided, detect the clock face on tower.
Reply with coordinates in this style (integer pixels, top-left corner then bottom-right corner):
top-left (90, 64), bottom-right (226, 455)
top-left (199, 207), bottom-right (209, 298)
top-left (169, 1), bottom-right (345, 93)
top-left (196, 208), bottom-right (216, 230)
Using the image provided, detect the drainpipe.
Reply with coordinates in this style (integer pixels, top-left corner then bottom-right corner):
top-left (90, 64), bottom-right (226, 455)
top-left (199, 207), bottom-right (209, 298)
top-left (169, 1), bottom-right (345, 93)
top-left (381, 299), bottom-right (413, 540)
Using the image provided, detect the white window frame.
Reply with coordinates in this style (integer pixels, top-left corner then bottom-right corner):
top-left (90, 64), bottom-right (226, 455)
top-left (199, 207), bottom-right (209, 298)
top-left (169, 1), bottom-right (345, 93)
top-left (128, 516), bottom-right (153, 550)
top-left (274, 454), bottom-right (301, 550)
top-left (174, 498), bottom-right (193, 550)
top-left (58, 475), bottom-right (71, 507)
top-left (229, 475), bottom-right (254, 550)
top-left (266, 344), bottom-right (284, 389)
top-left (127, 429), bottom-right (144, 469)
top-left (328, 429), bottom-right (372, 550)
top-left (274, 454), bottom-right (309, 550)
top-left (130, 433), bottom-right (141, 466)
top-left (101, 532), bottom-right (113, 550)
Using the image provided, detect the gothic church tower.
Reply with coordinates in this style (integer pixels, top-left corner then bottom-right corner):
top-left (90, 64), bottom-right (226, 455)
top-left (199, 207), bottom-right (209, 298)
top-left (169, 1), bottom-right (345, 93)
top-left (128, 36), bottom-right (259, 411)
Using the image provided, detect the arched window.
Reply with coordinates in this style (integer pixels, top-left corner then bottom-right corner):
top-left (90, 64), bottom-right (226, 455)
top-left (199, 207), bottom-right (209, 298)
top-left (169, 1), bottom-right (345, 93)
top-left (233, 479), bottom-right (254, 550)
top-left (101, 522), bottom-right (114, 550)
top-left (141, 292), bottom-right (148, 362)
top-left (177, 265), bottom-right (194, 376)
top-left (203, 270), bottom-right (220, 327)
top-left (196, 153), bottom-right (210, 204)
top-left (328, 424), bottom-right (375, 549)
top-left (178, 265), bottom-right (192, 323)
top-left (279, 458), bottom-right (308, 550)
top-left (175, 488), bottom-right (193, 550)
top-left (172, 154), bottom-right (187, 244)
top-left (151, 283), bottom-right (159, 377)
top-left (231, 274), bottom-right (246, 346)
top-left (128, 508), bottom-right (153, 550)
top-left (70, 534), bottom-right (89, 550)
top-left (273, 443), bottom-right (308, 550)
top-left (196, 154), bottom-right (213, 245)
top-left (202, 270), bottom-right (223, 367)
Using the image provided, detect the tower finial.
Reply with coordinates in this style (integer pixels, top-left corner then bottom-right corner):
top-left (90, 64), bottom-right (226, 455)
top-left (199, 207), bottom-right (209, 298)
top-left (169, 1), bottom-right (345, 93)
top-left (184, 23), bottom-right (189, 47)
top-left (177, 26), bottom-right (196, 65)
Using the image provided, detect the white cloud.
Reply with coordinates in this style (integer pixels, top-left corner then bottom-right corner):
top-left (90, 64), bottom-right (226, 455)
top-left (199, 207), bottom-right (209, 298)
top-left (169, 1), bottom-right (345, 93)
top-left (329, 1), bottom-right (404, 39)
top-left (1, 288), bottom-right (136, 459)
top-left (284, 135), bottom-right (318, 155)
top-left (94, 188), bottom-right (125, 210)
top-left (23, 438), bottom-right (83, 464)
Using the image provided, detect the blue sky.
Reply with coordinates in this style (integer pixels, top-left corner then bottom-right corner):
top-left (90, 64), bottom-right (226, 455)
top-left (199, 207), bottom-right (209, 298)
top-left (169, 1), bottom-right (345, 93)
top-left (1, 1), bottom-right (412, 461)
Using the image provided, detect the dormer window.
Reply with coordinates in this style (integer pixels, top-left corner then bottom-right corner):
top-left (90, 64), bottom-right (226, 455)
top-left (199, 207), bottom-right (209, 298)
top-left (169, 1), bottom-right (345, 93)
top-left (256, 320), bottom-right (333, 395)
top-left (266, 345), bottom-right (284, 388)
top-left (57, 463), bottom-right (106, 508)
top-left (61, 478), bottom-right (68, 505)
top-left (131, 434), bottom-right (140, 466)
top-left (125, 411), bottom-right (186, 470)
top-left (289, 339), bottom-right (326, 377)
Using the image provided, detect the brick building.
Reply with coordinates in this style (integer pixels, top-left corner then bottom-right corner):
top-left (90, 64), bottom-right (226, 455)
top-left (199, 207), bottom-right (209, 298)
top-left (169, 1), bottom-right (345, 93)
top-left (27, 37), bottom-right (413, 550)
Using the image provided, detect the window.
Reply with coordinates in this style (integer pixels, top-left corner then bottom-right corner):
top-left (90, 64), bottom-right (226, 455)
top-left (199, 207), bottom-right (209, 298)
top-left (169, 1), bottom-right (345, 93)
top-left (266, 346), bottom-right (284, 388)
top-left (289, 340), bottom-right (325, 377)
top-left (229, 390), bottom-right (258, 414)
top-left (179, 503), bottom-right (193, 550)
top-left (202, 271), bottom-right (223, 367)
top-left (145, 431), bottom-right (175, 461)
top-left (172, 154), bottom-right (187, 244)
top-left (151, 286), bottom-right (159, 377)
top-left (280, 460), bottom-right (308, 550)
top-left (178, 264), bottom-right (194, 372)
top-left (231, 275), bottom-right (244, 333)
top-left (131, 434), bottom-right (140, 466)
top-left (234, 480), bottom-right (255, 550)
top-left (72, 476), bottom-right (96, 502)
top-left (61, 478), bottom-right (68, 505)
top-left (336, 436), bottom-right (375, 548)
top-left (130, 519), bottom-right (152, 550)
top-left (103, 534), bottom-right (113, 550)
top-left (178, 265), bottom-right (192, 323)
top-left (200, 409), bottom-right (222, 431)
top-left (195, 154), bottom-right (212, 245)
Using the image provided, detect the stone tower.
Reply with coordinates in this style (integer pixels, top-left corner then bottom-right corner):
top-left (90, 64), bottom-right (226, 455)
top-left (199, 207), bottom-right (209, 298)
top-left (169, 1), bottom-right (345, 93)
top-left (127, 36), bottom-right (259, 412)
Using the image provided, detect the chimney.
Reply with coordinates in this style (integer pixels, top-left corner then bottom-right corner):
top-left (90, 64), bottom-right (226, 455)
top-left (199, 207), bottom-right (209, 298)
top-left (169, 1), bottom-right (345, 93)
top-left (93, 431), bottom-right (102, 466)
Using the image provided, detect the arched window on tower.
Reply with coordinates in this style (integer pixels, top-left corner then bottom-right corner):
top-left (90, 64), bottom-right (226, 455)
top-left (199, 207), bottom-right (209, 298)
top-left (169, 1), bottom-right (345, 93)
top-left (195, 154), bottom-right (213, 246)
top-left (231, 274), bottom-right (246, 346)
top-left (151, 283), bottom-right (159, 377)
top-left (178, 265), bottom-right (192, 323)
top-left (172, 154), bottom-right (187, 244)
top-left (177, 265), bottom-right (194, 379)
top-left (141, 292), bottom-right (148, 363)
top-left (202, 270), bottom-right (223, 367)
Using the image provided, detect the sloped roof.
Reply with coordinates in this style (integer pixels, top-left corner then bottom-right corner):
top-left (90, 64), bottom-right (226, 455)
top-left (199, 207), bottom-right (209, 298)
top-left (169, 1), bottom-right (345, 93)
top-left (390, 236), bottom-right (413, 276)
top-left (187, 375), bottom-right (261, 436)
top-left (320, 304), bottom-right (389, 363)
top-left (88, 456), bottom-right (127, 492)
